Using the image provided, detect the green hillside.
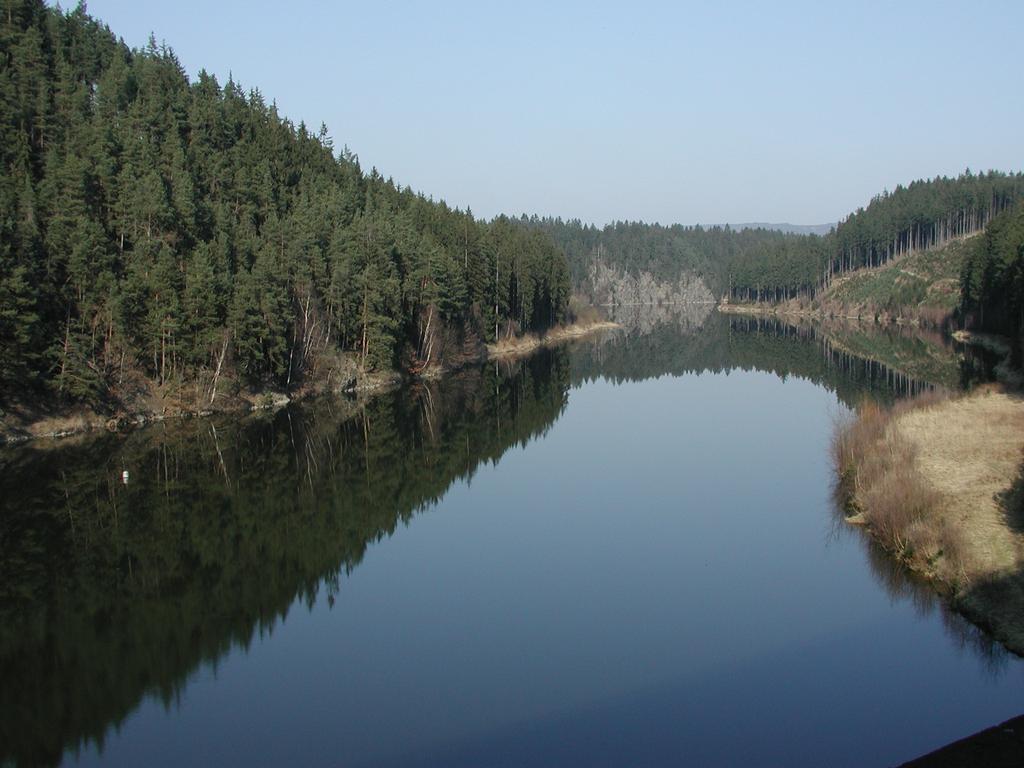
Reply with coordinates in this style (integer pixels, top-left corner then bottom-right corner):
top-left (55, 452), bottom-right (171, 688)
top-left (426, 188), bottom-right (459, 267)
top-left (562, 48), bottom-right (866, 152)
top-left (0, 2), bottom-right (570, 413)
top-left (819, 237), bottom-right (972, 324)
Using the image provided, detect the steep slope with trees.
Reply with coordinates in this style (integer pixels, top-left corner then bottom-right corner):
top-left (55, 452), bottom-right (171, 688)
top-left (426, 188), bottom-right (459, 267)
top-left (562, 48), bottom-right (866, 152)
top-left (731, 171), bottom-right (1024, 305)
top-left (960, 200), bottom-right (1024, 341)
top-left (0, 1), bottom-right (571, 418)
top-left (829, 173), bottom-right (1023, 277)
top-left (533, 173), bottom-right (1023, 311)
top-left (738, 236), bottom-right (973, 328)
top-left (726, 195), bottom-right (1024, 346)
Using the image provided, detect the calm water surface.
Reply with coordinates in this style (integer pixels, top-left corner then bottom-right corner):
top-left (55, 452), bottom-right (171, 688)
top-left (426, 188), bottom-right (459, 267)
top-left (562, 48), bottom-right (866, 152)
top-left (1, 313), bottom-right (1019, 767)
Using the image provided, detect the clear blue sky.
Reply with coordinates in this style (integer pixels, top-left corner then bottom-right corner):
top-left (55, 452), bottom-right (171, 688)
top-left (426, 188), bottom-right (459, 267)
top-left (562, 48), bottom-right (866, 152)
top-left (74, 0), bottom-right (1023, 226)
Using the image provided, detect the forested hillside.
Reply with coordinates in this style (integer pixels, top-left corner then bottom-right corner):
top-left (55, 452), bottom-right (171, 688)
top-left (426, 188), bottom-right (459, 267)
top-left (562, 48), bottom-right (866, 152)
top-left (960, 201), bottom-right (1024, 339)
top-left (770, 195), bottom-right (1024, 341)
top-left (533, 216), bottom-right (814, 298)
top-left (813, 237), bottom-right (970, 326)
top-left (0, 2), bottom-right (570, 411)
top-left (729, 172), bottom-right (1023, 303)
top-left (827, 173), bottom-right (1023, 275)
top-left (534, 172), bottom-right (1024, 308)
top-left (2, 1), bottom-right (1020, 422)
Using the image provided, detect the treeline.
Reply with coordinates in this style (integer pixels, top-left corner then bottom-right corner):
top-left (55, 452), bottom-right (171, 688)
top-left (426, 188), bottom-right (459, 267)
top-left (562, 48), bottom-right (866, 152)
top-left (960, 201), bottom-right (1024, 338)
top-left (727, 234), bottom-right (829, 302)
top-left (0, 1), bottom-right (570, 407)
top-left (530, 216), bottom-right (813, 298)
top-left (530, 172), bottom-right (1024, 306)
top-left (828, 171), bottom-right (1024, 277)
top-left (729, 171), bottom-right (1023, 301)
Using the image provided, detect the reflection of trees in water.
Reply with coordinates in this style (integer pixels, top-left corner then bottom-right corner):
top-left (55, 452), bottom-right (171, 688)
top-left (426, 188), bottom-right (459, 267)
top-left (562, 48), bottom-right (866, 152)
top-left (572, 311), bottom-right (954, 406)
top-left (592, 308), bottom-right (1011, 666)
top-left (733, 316), bottom-right (941, 397)
top-left (0, 352), bottom-right (571, 767)
top-left (606, 302), bottom-right (714, 336)
top-left (0, 310), bottom-right (999, 766)
top-left (828, 492), bottom-right (1011, 677)
top-left (871, 538), bottom-right (1012, 676)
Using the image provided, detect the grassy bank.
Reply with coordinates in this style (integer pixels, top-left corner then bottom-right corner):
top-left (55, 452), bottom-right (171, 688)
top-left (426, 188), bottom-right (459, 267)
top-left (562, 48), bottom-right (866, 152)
top-left (720, 235), bottom-right (974, 327)
top-left (486, 320), bottom-right (619, 359)
top-left (820, 237), bottom-right (972, 325)
top-left (833, 386), bottom-right (1024, 652)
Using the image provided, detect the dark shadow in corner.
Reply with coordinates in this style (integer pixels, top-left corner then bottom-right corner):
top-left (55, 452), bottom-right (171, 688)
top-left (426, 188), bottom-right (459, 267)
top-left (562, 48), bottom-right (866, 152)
top-left (997, 457), bottom-right (1024, 535)
top-left (957, 456), bottom-right (1024, 655)
top-left (956, 568), bottom-right (1024, 659)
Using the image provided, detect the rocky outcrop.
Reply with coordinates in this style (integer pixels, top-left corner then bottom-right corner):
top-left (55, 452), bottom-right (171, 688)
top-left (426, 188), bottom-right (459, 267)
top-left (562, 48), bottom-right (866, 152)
top-left (586, 263), bottom-right (715, 307)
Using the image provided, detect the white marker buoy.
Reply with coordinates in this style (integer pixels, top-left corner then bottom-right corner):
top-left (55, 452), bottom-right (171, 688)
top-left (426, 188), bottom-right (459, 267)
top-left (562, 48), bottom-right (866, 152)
top-left (122, 470), bottom-right (130, 485)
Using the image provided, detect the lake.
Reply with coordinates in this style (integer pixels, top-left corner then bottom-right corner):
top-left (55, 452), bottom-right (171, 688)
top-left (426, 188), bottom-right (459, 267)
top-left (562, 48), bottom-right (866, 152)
top-left (1, 309), bottom-right (1019, 767)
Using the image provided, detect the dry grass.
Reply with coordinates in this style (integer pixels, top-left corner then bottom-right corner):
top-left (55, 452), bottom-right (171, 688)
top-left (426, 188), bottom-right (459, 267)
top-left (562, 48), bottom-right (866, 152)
top-left (833, 387), bottom-right (1024, 590)
top-left (486, 320), bottom-right (619, 359)
top-left (898, 389), bottom-right (1024, 578)
top-left (26, 411), bottom-right (104, 438)
top-left (0, 406), bottom-right (109, 443)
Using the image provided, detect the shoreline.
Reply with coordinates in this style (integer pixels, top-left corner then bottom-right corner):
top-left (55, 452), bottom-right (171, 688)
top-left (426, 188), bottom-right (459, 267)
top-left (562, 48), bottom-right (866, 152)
top-left (485, 321), bottom-right (620, 359)
top-left (0, 319), bottom-right (618, 446)
top-left (834, 386), bottom-right (1024, 655)
top-left (716, 301), bottom-right (943, 327)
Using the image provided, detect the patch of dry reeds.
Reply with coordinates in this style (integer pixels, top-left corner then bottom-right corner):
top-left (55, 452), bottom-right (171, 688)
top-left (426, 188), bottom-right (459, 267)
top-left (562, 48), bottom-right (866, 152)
top-left (833, 391), bottom-right (969, 584)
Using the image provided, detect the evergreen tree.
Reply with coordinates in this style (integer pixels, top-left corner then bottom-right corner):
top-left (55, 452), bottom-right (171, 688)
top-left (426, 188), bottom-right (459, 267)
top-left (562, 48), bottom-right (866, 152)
top-left (0, 3), bottom-right (572, 406)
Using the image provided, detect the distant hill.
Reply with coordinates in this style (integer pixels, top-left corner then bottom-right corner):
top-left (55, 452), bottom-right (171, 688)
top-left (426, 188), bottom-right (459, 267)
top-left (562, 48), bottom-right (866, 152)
top-left (728, 222), bottom-right (835, 236)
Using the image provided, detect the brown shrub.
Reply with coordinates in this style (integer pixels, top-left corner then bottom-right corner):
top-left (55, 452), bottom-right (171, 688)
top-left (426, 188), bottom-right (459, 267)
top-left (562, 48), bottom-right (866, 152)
top-left (833, 392), bottom-right (963, 575)
top-left (861, 458), bottom-right (937, 555)
top-left (568, 296), bottom-right (604, 326)
top-left (831, 399), bottom-right (887, 499)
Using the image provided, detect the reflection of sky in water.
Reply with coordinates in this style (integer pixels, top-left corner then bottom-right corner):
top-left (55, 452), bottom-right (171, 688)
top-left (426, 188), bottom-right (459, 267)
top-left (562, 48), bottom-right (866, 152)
top-left (69, 369), bottom-right (1024, 768)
